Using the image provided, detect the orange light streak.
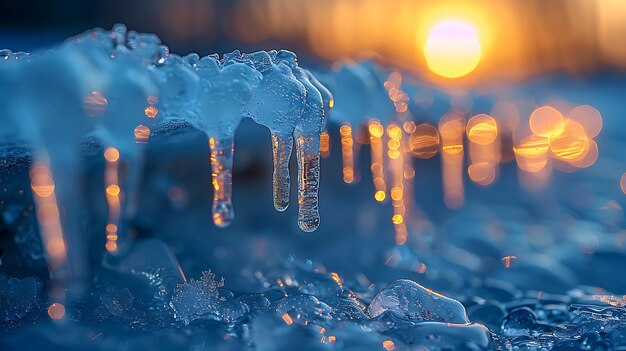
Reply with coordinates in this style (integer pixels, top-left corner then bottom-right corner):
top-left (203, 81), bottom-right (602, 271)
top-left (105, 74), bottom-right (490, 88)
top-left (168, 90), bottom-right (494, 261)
top-left (104, 147), bottom-right (121, 253)
top-left (30, 162), bottom-right (67, 269)
top-left (387, 124), bottom-right (408, 245)
top-left (369, 120), bottom-right (386, 201)
top-left (282, 313), bottom-right (294, 325)
top-left (144, 106), bottom-right (159, 118)
top-left (340, 124), bottom-right (355, 183)
top-left (529, 106), bottom-right (565, 139)
top-left (320, 131), bottom-right (330, 158)
top-left (439, 113), bottom-right (465, 209)
top-left (82, 91), bottom-right (107, 117)
top-left (409, 123), bottom-right (440, 159)
top-left (501, 255), bottom-right (517, 268)
top-left (134, 125), bottom-right (151, 144)
top-left (466, 114), bottom-right (499, 186)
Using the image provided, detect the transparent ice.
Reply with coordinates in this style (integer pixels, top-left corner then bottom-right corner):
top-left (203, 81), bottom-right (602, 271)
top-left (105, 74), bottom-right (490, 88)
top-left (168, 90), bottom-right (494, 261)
top-left (367, 279), bottom-right (470, 323)
top-left (0, 273), bottom-right (41, 324)
top-left (274, 50), bottom-right (324, 232)
top-left (240, 50), bottom-right (307, 212)
top-left (190, 53), bottom-right (262, 227)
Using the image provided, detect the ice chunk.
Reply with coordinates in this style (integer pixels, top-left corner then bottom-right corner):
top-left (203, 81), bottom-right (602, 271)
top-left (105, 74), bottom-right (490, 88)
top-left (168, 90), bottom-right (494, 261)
top-left (501, 307), bottom-right (538, 336)
top-left (103, 239), bottom-right (185, 304)
top-left (467, 300), bottom-right (507, 331)
top-left (0, 273), bottom-right (41, 323)
top-left (153, 54), bottom-right (199, 121)
top-left (100, 286), bottom-right (134, 317)
top-left (367, 279), bottom-right (469, 324)
top-left (325, 297), bottom-right (368, 321)
top-left (169, 270), bottom-right (225, 325)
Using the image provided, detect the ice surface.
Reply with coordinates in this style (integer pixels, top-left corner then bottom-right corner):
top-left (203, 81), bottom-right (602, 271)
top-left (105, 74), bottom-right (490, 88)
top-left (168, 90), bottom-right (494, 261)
top-left (169, 270), bottom-right (225, 325)
top-left (100, 286), bottom-right (134, 317)
top-left (0, 273), bottom-right (41, 324)
top-left (272, 294), bottom-right (332, 324)
top-left (367, 279), bottom-right (469, 323)
top-left (103, 239), bottom-right (185, 305)
top-left (385, 321), bottom-right (493, 350)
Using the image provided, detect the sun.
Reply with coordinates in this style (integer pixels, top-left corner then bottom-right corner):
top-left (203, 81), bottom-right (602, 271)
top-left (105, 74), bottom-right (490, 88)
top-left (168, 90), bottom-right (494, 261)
top-left (423, 20), bottom-right (482, 79)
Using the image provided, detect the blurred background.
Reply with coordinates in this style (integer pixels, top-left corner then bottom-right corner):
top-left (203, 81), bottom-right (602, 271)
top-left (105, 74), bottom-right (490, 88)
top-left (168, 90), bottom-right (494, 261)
top-left (2, 0), bottom-right (626, 85)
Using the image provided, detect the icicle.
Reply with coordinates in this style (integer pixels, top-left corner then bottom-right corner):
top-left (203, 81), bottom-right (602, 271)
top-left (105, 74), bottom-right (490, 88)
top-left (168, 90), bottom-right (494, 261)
top-left (209, 137), bottom-right (235, 227)
top-left (192, 53), bottom-right (262, 226)
top-left (241, 50), bottom-right (306, 213)
top-left (271, 132), bottom-right (294, 212)
top-left (276, 50), bottom-right (326, 231)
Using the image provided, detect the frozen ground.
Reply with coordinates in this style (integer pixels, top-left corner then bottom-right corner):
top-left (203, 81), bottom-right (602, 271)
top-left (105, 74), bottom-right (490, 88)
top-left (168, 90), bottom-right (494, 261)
top-left (1, 74), bottom-right (626, 350)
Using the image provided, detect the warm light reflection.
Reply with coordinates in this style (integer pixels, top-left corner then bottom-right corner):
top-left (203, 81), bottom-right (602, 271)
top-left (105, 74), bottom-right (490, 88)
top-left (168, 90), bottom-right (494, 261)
top-left (439, 113), bottom-right (465, 208)
top-left (569, 105), bottom-right (602, 138)
top-left (383, 340), bottom-right (396, 351)
top-left (30, 162), bottom-right (67, 269)
top-left (423, 20), bottom-right (482, 79)
top-left (134, 125), bottom-right (151, 144)
top-left (387, 124), bottom-right (408, 245)
top-left (104, 147), bottom-right (121, 253)
top-left (47, 303), bottom-right (65, 320)
top-left (514, 135), bottom-right (550, 173)
top-left (409, 123), bottom-right (440, 159)
top-left (550, 120), bottom-right (589, 161)
top-left (466, 114), bottom-right (498, 145)
top-left (144, 106), bottom-right (159, 118)
top-left (320, 131), bottom-right (330, 158)
top-left (569, 139), bottom-right (598, 169)
top-left (368, 121), bottom-right (386, 201)
top-left (529, 106), bottom-right (564, 138)
top-left (340, 124), bottom-right (355, 183)
top-left (282, 313), bottom-right (294, 325)
top-left (467, 114), bottom-right (499, 186)
top-left (385, 72), bottom-right (410, 112)
top-left (501, 255), bottom-right (517, 268)
top-left (82, 91), bottom-right (107, 117)
top-left (621, 173), bottom-right (626, 195)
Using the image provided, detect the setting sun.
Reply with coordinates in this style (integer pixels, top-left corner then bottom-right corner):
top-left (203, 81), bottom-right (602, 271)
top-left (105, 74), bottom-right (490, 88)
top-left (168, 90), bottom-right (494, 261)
top-left (423, 20), bottom-right (482, 79)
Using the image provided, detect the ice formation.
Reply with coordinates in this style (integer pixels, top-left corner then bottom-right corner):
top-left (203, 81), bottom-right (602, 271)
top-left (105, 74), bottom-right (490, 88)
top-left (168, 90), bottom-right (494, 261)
top-left (367, 279), bottom-right (470, 323)
top-left (181, 53), bottom-right (262, 227)
top-left (169, 270), bottom-right (225, 325)
top-left (239, 50), bottom-right (307, 213)
top-left (0, 25), bottom-right (337, 302)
